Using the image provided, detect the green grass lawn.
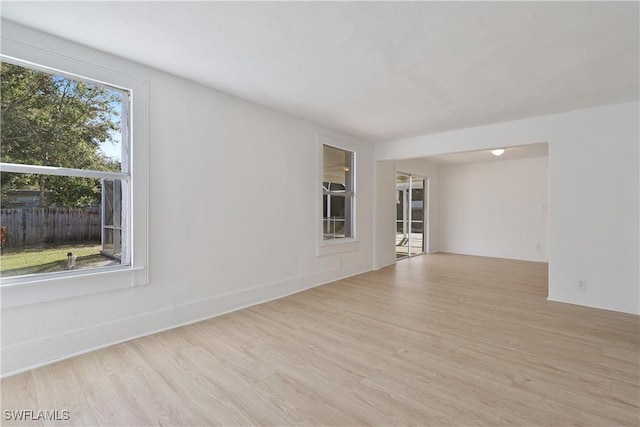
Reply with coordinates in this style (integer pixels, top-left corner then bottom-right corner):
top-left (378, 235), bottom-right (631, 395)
top-left (0, 244), bottom-right (115, 277)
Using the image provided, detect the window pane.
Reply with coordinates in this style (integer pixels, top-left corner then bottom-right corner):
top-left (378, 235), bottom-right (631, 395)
top-left (329, 194), bottom-right (345, 218)
top-left (411, 186), bottom-right (424, 233)
top-left (322, 144), bottom-right (354, 241)
top-left (323, 194), bottom-right (353, 240)
top-left (0, 172), bottom-right (122, 278)
top-left (396, 189), bottom-right (405, 233)
top-left (104, 180), bottom-right (114, 226)
top-left (101, 179), bottom-right (123, 260)
top-left (102, 228), bottom-right (121, 260)
top-left (102, 179), bottom-right (122, 228)
top-left (0, 61), bottom-right (124, 171)
top-left (322, 145), bottom-right (353, 191)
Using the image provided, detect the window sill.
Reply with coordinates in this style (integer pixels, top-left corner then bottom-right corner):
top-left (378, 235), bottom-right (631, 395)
top-left (1, 266), bottom-right (147, 309)
top-left (317, 238), bottom-right (359, 256)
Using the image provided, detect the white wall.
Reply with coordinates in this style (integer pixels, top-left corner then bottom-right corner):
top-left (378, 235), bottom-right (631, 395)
top-left (438, 156), bottom-right (548, 262)
top-left (1, 22), bottom-right (375, 376)
top-left (374, 159), bottom-right (439, 269)
top-left (376, 101), bottom-right (639, 315)
top-left (374, 160), bottom-right (397, 269)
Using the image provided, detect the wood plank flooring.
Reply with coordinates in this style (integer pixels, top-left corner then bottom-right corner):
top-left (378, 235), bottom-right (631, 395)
top-left (2, 253), bottom-right (639, 426)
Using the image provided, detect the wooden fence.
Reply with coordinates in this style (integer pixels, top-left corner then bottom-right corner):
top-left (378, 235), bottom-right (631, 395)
top-left (0, 208), bottom-right (101, 248)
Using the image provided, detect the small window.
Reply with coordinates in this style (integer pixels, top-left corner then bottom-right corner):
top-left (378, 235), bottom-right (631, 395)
top-left (0, 59), bottom-right (131, 279)
top-left (322, 144), bottom-right (355, 240)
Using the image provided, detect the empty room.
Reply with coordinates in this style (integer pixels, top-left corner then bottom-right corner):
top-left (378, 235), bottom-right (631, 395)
top-left (1, 2), bottom-right (638, 426)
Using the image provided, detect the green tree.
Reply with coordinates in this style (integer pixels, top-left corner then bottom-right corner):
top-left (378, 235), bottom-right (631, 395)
top-left (1, 62), bottom-right (122, 207)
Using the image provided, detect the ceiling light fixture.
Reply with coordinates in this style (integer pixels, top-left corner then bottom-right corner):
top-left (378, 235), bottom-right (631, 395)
top-left (491, 148), bottom-right (505, 156)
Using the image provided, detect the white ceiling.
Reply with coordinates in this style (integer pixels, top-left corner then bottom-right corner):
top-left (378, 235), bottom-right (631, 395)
top-left (424, 142), bottom-right (548, 166)
top-left (1, 2), bottom-right (638, 143)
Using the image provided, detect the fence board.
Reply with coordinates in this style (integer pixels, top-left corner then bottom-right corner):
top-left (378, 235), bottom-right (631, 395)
top-left (27, 208), bottom-right (45, 246)
top-left (0, 208), bottom-right (100, 248)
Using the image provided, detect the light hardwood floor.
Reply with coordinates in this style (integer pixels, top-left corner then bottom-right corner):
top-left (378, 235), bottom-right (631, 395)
top-left (2, 253), bottom-right (639, 426)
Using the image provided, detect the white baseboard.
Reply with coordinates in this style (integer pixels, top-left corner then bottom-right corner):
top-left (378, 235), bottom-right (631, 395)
top-left (547, 292), bottom-right (639, 315)
top-left (1, 262), bottom-right (371, 377)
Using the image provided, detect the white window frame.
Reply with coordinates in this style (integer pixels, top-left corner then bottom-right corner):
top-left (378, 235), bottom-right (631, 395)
top-left (0, 33), bottom-right (148, 308)
top-left (316, 134), bottom-right (359, 256)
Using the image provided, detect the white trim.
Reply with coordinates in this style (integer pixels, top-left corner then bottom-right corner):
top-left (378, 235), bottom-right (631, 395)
top-left (1, 54), bottom-right (131, 93)
top-left (0, 163), bottom-right (129, 180)
top-left (0, 44), bottom-right (141, 92)
top-left (317, 238), bottom-right (359, 256)
top-left (1, 266), bottom-right (146, 309)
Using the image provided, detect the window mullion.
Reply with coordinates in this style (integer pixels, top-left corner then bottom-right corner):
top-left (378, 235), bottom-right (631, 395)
top-left (0, 163), bottom-right (129, 181)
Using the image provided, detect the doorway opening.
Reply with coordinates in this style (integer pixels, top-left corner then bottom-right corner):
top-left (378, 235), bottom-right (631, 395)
top-left (396, 172), bottom-right (427, 259)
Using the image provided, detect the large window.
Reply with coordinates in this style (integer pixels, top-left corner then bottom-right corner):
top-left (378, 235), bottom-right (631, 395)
top-left (1, 28), bottom-right (148, 308)
top-left (322, 144), bottom-right (354, 240)
top-left (0, 59), bottom-right (131, 279)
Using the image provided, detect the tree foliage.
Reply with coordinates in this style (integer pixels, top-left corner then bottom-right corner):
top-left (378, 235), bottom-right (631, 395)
top-left (1, 62), bottom-right (122, 207)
